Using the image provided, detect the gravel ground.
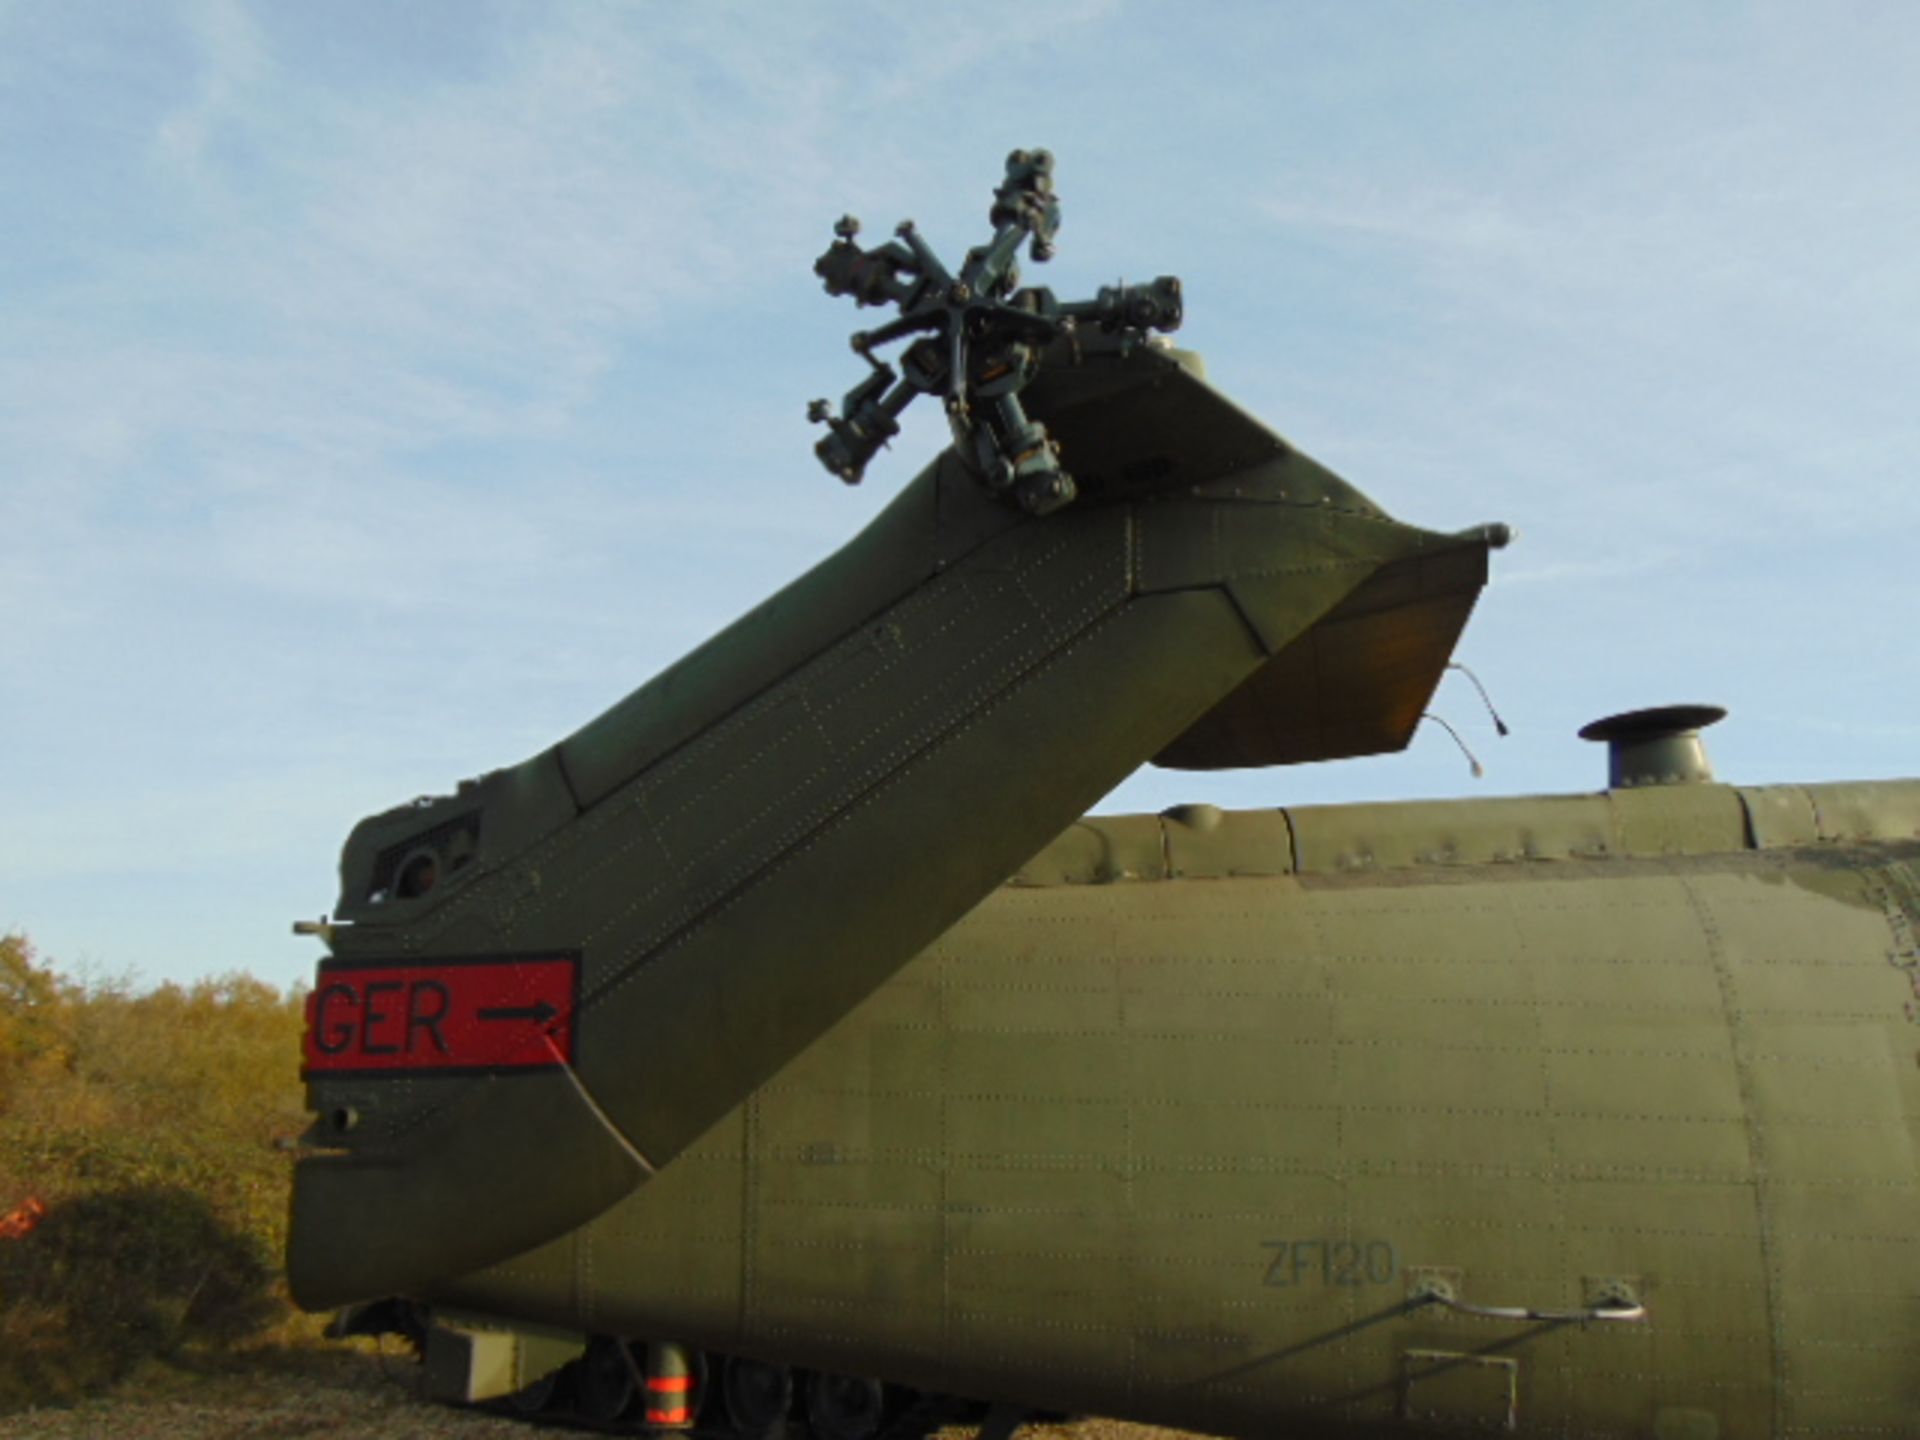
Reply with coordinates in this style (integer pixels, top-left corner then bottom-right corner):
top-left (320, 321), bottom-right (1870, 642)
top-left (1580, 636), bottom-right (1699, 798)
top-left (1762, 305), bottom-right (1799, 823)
top-left (0, 1350), bottom-right (1210, 1440)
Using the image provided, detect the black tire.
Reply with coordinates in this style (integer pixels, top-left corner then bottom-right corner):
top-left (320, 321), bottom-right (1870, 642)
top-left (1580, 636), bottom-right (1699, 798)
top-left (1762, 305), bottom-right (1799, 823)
top-left (806, 1371), bottom-right (888, 1440)
top-left (507, 1365), bottom-right (562, 1415)
top-left (575, 1336), bottom-right (638, 1424)
top-left (721, 1354), bottom-right (793, 1439)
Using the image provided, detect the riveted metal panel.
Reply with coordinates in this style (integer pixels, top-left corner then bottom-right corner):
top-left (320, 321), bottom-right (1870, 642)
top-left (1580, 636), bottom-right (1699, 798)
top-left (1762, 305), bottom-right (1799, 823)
top-left (421, 799), bottom-right (1920, 1437)
top-left (1608, 784), bottom-right (1749, 855)
top-left (1162, 806), bottom-right (1295, 878)
top-left (1738, 783), bottom-right (1821, 848)
top-left (1155, 542), bottom-right (1488, 770)
top-left (1009, 814), bottom-right (1167, 885)
top-left (1804, 779), bottom-right (1920, 842)
top-left (1288, 793), bottom-right (1613, 873)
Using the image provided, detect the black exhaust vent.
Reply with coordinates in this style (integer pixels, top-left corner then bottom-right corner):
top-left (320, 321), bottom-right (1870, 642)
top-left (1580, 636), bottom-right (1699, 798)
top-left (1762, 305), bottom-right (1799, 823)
top-left (1579, 704), bottom-right (1726, 788)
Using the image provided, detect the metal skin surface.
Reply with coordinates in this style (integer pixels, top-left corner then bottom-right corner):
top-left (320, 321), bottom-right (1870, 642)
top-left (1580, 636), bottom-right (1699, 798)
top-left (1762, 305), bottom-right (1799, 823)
top-left (427, 782), bottom-right (1920, 1439)
top-left (287, 336), bottom-right (1498, 1310)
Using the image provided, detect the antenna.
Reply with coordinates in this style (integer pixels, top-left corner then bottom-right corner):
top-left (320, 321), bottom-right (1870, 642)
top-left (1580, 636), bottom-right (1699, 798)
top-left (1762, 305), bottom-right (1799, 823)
top-left (1447, 662), bottom-right (1510, 736)
top-left (1422, 712), bottom-right (1485, 779)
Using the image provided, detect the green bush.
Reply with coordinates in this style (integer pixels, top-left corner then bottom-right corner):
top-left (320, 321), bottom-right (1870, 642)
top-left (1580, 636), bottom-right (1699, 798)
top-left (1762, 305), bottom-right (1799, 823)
top-left (0, 1185), bottom-right (281, 1403)
top-left (0, 934), bottom-right (311, 1411)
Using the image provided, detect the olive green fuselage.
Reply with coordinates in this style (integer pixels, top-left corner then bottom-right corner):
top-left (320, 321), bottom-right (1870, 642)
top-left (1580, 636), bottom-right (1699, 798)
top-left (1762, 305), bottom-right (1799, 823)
top-left (431, 780), bottom-right (1920, 1438)
top-left (288, 340), bottom-right (1494, 1309)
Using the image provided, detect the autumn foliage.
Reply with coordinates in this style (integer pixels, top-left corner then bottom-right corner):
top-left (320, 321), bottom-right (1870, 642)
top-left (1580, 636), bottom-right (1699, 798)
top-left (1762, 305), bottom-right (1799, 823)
top-left (0, 933), bottom-right (311, 1409)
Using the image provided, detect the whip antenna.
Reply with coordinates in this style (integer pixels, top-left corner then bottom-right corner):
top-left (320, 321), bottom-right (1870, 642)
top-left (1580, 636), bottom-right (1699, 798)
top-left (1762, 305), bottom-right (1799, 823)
top-left (1448, 662), bottom-right (1510, 737)
top-left (1422, 712), bottom-right (1485, 779)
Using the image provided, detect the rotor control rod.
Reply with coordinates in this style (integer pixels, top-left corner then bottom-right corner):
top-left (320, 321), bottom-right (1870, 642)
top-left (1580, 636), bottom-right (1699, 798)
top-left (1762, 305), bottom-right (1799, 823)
top-left (808, 149), bottom-right (1183, 516)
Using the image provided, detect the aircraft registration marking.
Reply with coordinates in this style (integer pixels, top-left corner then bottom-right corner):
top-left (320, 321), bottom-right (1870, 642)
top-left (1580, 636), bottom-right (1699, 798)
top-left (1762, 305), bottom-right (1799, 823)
top-left (1263, 1238), bottom-right (1399, 1288)
top-left (301, 954), bottom-right (578, 1077)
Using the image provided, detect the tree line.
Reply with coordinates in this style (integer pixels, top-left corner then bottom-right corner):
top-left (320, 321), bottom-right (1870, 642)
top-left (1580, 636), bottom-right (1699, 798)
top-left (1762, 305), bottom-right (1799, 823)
top-left (0, 933), bottom-right (312, 1408)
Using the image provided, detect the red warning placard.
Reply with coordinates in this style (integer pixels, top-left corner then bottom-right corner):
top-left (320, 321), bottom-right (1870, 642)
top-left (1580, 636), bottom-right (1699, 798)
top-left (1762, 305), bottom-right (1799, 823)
top-left (302, 955), bottom-right (578, 1077)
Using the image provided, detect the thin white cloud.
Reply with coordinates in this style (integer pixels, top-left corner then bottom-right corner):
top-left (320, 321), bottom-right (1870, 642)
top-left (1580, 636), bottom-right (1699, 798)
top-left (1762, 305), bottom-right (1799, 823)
top-left (5, 5), bottom-right (1920, 988)
top-left (151, 0), bottom-right (265, 170)
top-left (1493, 551), bottom-right (1680, 590)
top-left (1259, 185), bottom-right (1535, 257)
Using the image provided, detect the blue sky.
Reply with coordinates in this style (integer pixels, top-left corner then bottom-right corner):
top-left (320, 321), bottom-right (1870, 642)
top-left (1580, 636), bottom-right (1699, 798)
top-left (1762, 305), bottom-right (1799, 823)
top-left (4, 3), bottom-right (1917, 989)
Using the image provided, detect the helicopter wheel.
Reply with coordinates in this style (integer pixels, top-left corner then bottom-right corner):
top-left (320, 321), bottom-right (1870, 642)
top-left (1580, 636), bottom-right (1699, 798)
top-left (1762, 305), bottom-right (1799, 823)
top-left (806, 1371), bottom-right (889, 1440)
top-left (721, 1354), bottom-right (793, 1438)
top-left (575, 1336), bottom-right (638, 1424)
top-left (507, 1365), bottom-right (563, 1414)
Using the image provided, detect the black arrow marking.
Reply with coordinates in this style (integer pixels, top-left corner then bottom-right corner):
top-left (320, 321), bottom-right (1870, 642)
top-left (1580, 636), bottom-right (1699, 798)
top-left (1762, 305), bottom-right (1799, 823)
top-left (477, 1000), bottom-right (559, 1024)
